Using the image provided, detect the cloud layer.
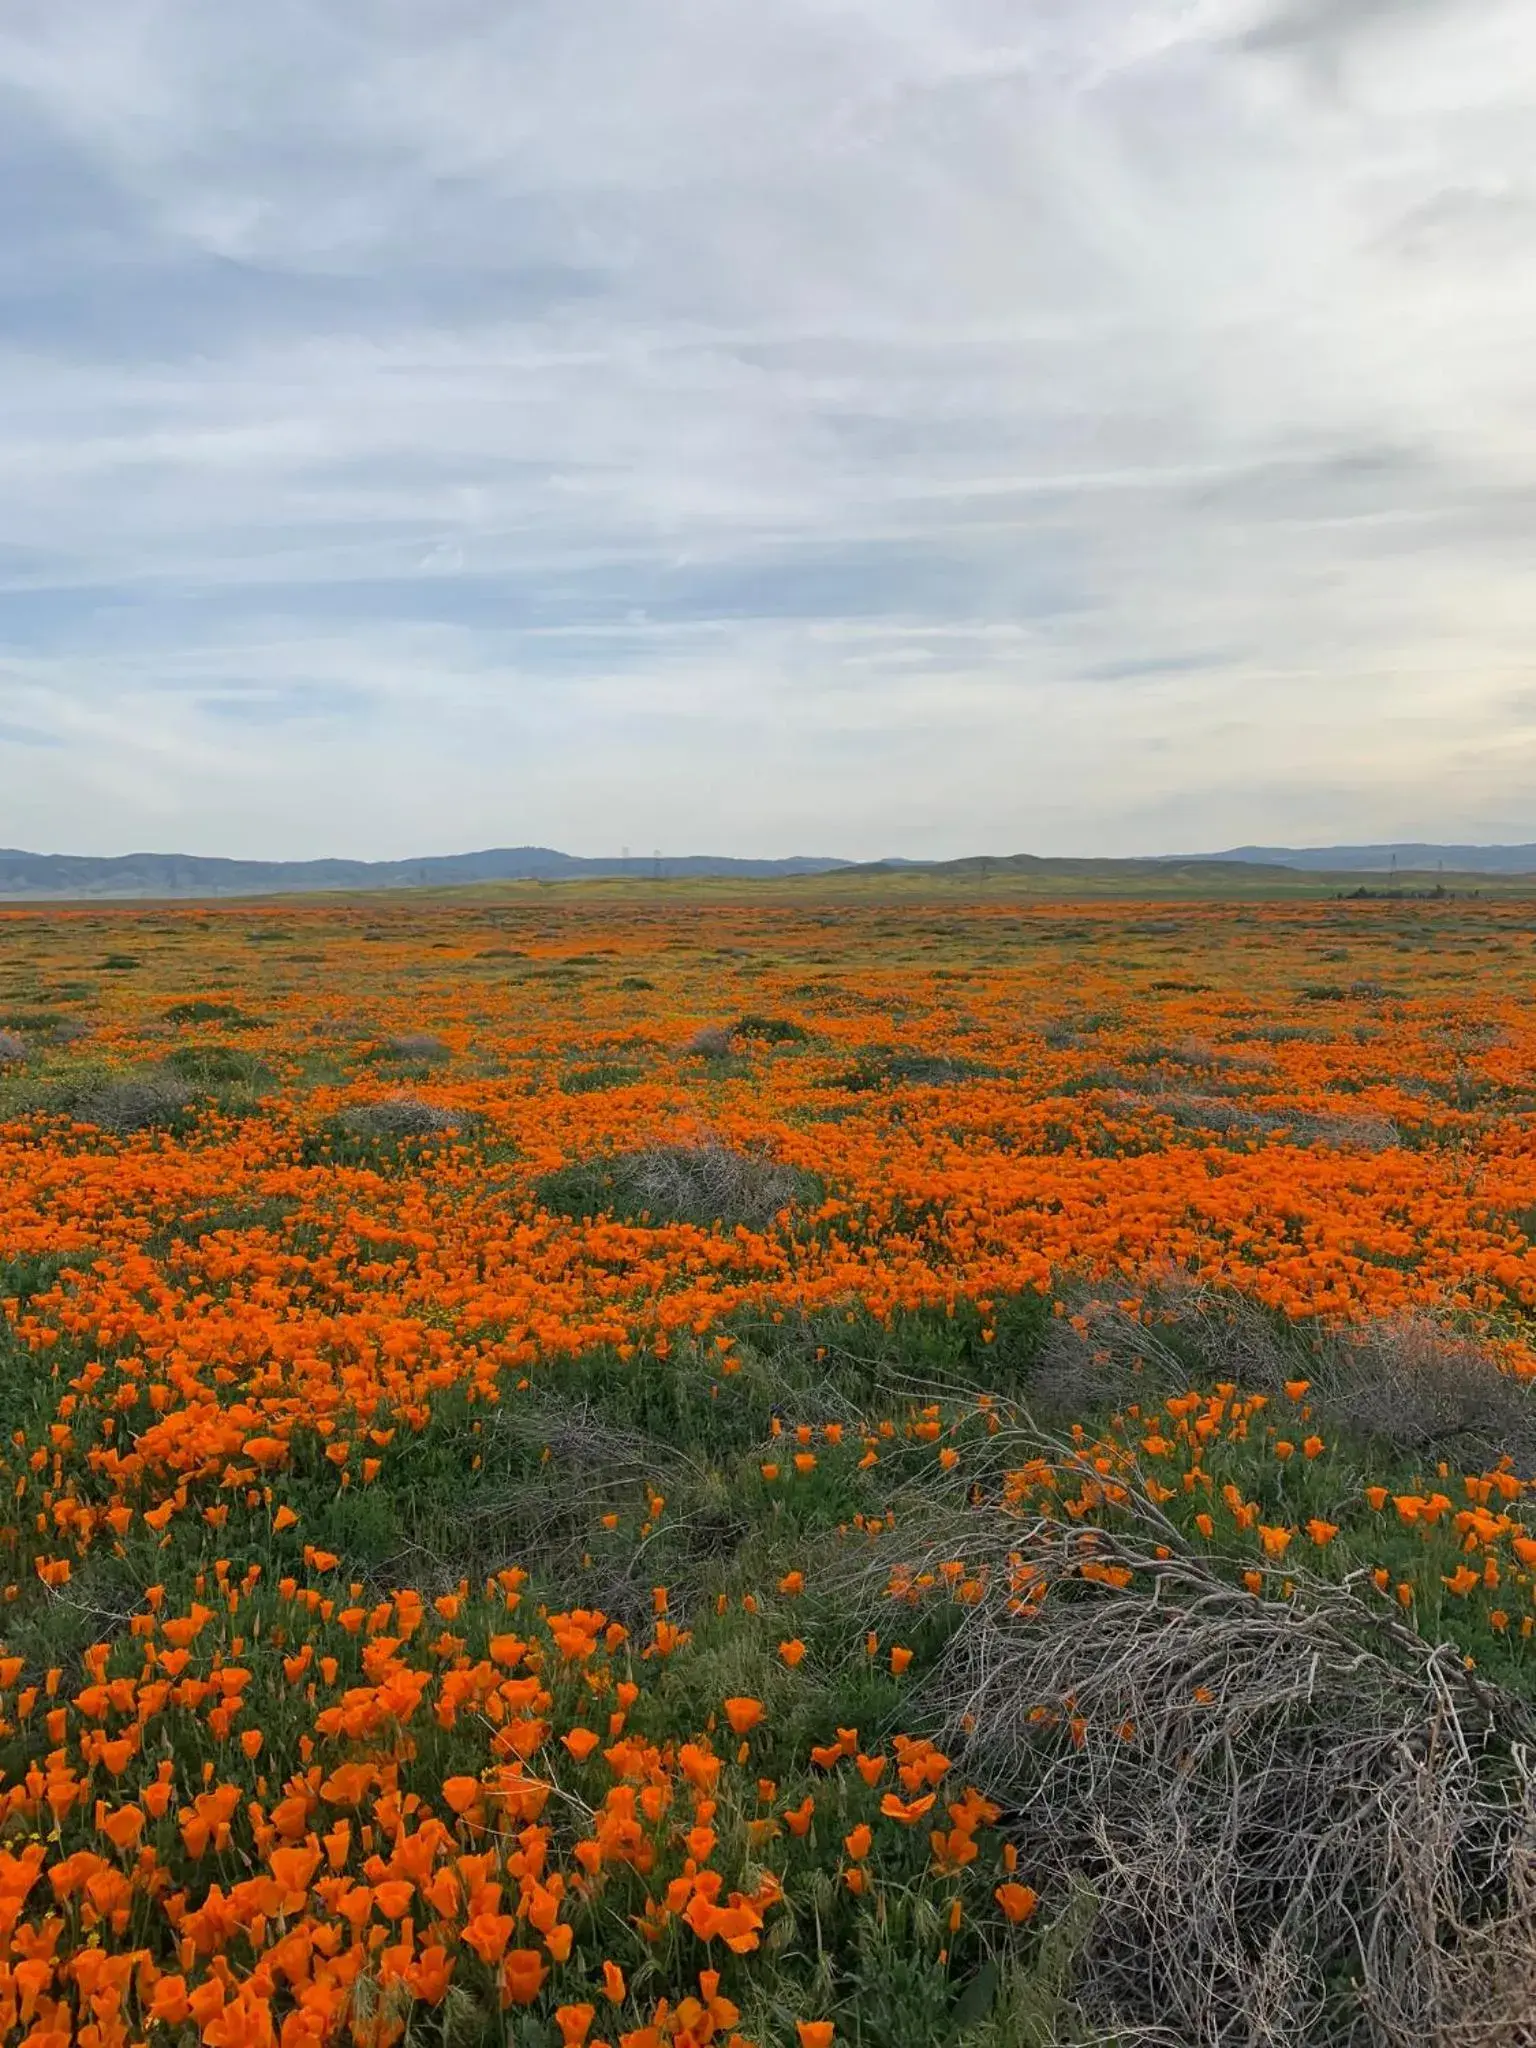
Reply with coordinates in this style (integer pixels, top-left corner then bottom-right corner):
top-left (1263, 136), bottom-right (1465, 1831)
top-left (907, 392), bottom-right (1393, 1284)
top-left (2, 0), bottom-right (1533, 858)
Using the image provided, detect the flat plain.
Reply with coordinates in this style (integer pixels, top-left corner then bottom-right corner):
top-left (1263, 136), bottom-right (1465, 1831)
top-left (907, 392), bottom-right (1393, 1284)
top-left (5, 882), bottom-right (1536, 2047)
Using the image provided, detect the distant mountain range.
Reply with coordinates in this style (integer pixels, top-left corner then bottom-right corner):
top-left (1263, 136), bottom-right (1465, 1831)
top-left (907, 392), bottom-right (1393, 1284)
top-left (1196, 843), bottom-right (1536, 874)
top-left (2, 840), bottom-right (1534, 899)
top-left (0, 846), bottom-right (855, 898)
top-left (849, 844), bottom-right (1536, 882)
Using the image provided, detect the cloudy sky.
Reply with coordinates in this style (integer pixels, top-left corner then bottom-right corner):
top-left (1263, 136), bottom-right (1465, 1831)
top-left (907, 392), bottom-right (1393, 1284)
top-left (2, 0), bottom-right (1534, 860)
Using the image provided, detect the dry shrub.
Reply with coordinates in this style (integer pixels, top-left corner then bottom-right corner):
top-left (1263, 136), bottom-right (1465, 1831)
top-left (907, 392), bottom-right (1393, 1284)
top-left (69, 1070), bottom-right (195, 1133)
top-left (869, 1480), bottom-right (1536, 2047)
top-left (1123, 1035), bottom-right (1228, 1072)
top-left (395, 1393), bottom-right (702, 1627)
top-left (1323, 1319), bottom-right (1536, 1467)
top-left (618, 1141), bottom-right (809, 1229)
top-left (1109, 1086), bottom-right (1400, 1153)
top-left (537, 1140), bottom-right (815, 1231)
top-left (681, 1023), bottom-right (736, 1059)
top-left (618, 1146), bottom-right (811, 1220)
top-left (1166, 1094), bottom-right (1398, 1151)
top-left (379, 1032), bottom-right (450, 1063)
top-left (1033, 1282), bottom-right (1536, 1470)
top-left (1430, 1840), bottom-right (1536, 2046)
top-left (0, 1031), bottom-right (28, 1062)
top-left (339, 1096), bottom-right (460, 1139)
top-left (1273, 1108), bottom-right (1401, 1150)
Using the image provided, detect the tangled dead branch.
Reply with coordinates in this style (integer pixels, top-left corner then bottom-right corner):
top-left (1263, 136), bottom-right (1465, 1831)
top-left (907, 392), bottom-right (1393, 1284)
top-left (855, 1458), bottom-right (1536, 2047)
top-left (339, 1095), bottom-right (460, 1138)
top-left (536, 1140), bottom-right (815, 1231)
top-left (619, 1142), bottom-right (810, 1229)
top-left (1031, 1279), bottom-right (1536, 1472)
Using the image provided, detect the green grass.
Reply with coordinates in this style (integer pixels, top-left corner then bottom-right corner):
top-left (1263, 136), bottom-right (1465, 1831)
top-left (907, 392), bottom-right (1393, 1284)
top-left (3, 1246), bottom-right (1534, 2041)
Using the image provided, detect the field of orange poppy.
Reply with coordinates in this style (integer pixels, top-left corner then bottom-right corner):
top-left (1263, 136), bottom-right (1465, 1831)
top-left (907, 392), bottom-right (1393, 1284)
top-left (3, 882), bottom-right (1536, 2045)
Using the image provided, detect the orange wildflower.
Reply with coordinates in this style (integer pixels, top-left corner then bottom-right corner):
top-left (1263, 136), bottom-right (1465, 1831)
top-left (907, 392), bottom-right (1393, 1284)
top-left (996, 1882), bottom-right (1039, 1924)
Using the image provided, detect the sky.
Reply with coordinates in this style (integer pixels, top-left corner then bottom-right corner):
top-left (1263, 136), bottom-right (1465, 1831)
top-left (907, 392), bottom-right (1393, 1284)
top-left (2, 0), bottom-right (1534, 862)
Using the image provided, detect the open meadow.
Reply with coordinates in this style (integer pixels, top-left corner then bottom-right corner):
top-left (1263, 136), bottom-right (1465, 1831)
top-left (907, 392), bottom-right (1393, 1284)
top-left (5, 883), bottom-right (1536, 2046)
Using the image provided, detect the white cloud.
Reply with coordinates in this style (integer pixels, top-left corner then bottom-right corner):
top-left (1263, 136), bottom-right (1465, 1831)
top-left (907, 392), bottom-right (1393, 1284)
top-left (0, 0), bottom-right (1533, 857)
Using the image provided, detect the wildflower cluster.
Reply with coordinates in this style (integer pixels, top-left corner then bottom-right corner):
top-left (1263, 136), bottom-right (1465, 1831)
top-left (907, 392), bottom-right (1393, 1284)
top-left (3, 887), bottom-right (1536, 2041)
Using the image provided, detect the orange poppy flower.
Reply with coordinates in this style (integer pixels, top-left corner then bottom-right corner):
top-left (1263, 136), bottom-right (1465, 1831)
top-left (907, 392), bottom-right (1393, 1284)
top-left (996, 1881), bottom-right (1039, 1924)
top-left (501, 1950), bottom-right (548, 2006)
top-left (880, 1792), bottom-right (936, 1824)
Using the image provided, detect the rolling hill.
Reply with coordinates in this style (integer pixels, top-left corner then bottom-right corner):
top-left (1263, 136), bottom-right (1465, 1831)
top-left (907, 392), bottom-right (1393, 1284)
top-left (1199, 843), bottom-right (1536, 874)
top-left (0, 847), bottom-right (853, 898)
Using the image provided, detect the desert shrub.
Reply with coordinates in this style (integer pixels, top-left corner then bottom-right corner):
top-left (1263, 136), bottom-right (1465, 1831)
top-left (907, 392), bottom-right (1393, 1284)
top-left (680, 1023), bottom-right (737, 1059)
top-left (162, 1042), bottom-right (273, 1088)
top-left (164, 999), bottom-right (259, 1027)
top-left (736, 1013), bottom-right (811, 1044)
top-left (618, 975), bottom-right (655, 991)
top-left (367, 1031), bottom-right (451, 1063)
top-left (9, 1051), bottom-right (274, 1132)
top-left (0, 1032), bottom-right (27, 1063)
top-left (338, 1096), bottom-right (460, 1140)
top-left (1121, 1036), bottom-right (1224, 1071)
top-left (891, 1498), bottom-right (1536, 2047)
top-left (1148, 1092), bottom-right (1401, 1152)
top-left (535, 1141), bottom-right (817, 1230)
top-left (1325, 1317), bottom-right (1536, 1468)
top-left (1043, 1011), bottom-right (1120, 1049)
top-left (55, 1068), bottom-right (197, 1133)
top-left (827, 1048), bottom-right (996, 1091)
top-left (559, 1062), bottom-right (643, 1094)
top-left (298, 1098), bottom-right (463, 1170)
top-left (1032, 1282), bottom-right (1536, 1468)
top-left (353, 1389), bottom-right (703, 1617)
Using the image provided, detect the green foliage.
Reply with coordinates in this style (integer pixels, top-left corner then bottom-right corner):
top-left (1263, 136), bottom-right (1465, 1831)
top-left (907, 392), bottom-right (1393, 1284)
top-left (164, 999), bottom-right (261, 1026)
top-left (527, 1158), bottom-right (624, 1221)
top-left (825, 1049), bottom-right (998, 1092)
top-left (22, 1064), bottom-right (200, 1133)
top-left (162, 1041), bottom-right (274, 1087)
top-left (144, 1196), bottom-right (301, 1259)
top-left (559, 1062), bottom-right (644, 1093)
top-left (4, 1256), bottom-right (1535, 2042)
top-left (298, 1112), bottom-right (462, 1172)
top-left (0, 1251), bottom-right (78, 1305)
top-left (736, 1015), bottom-right (812, 1044)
